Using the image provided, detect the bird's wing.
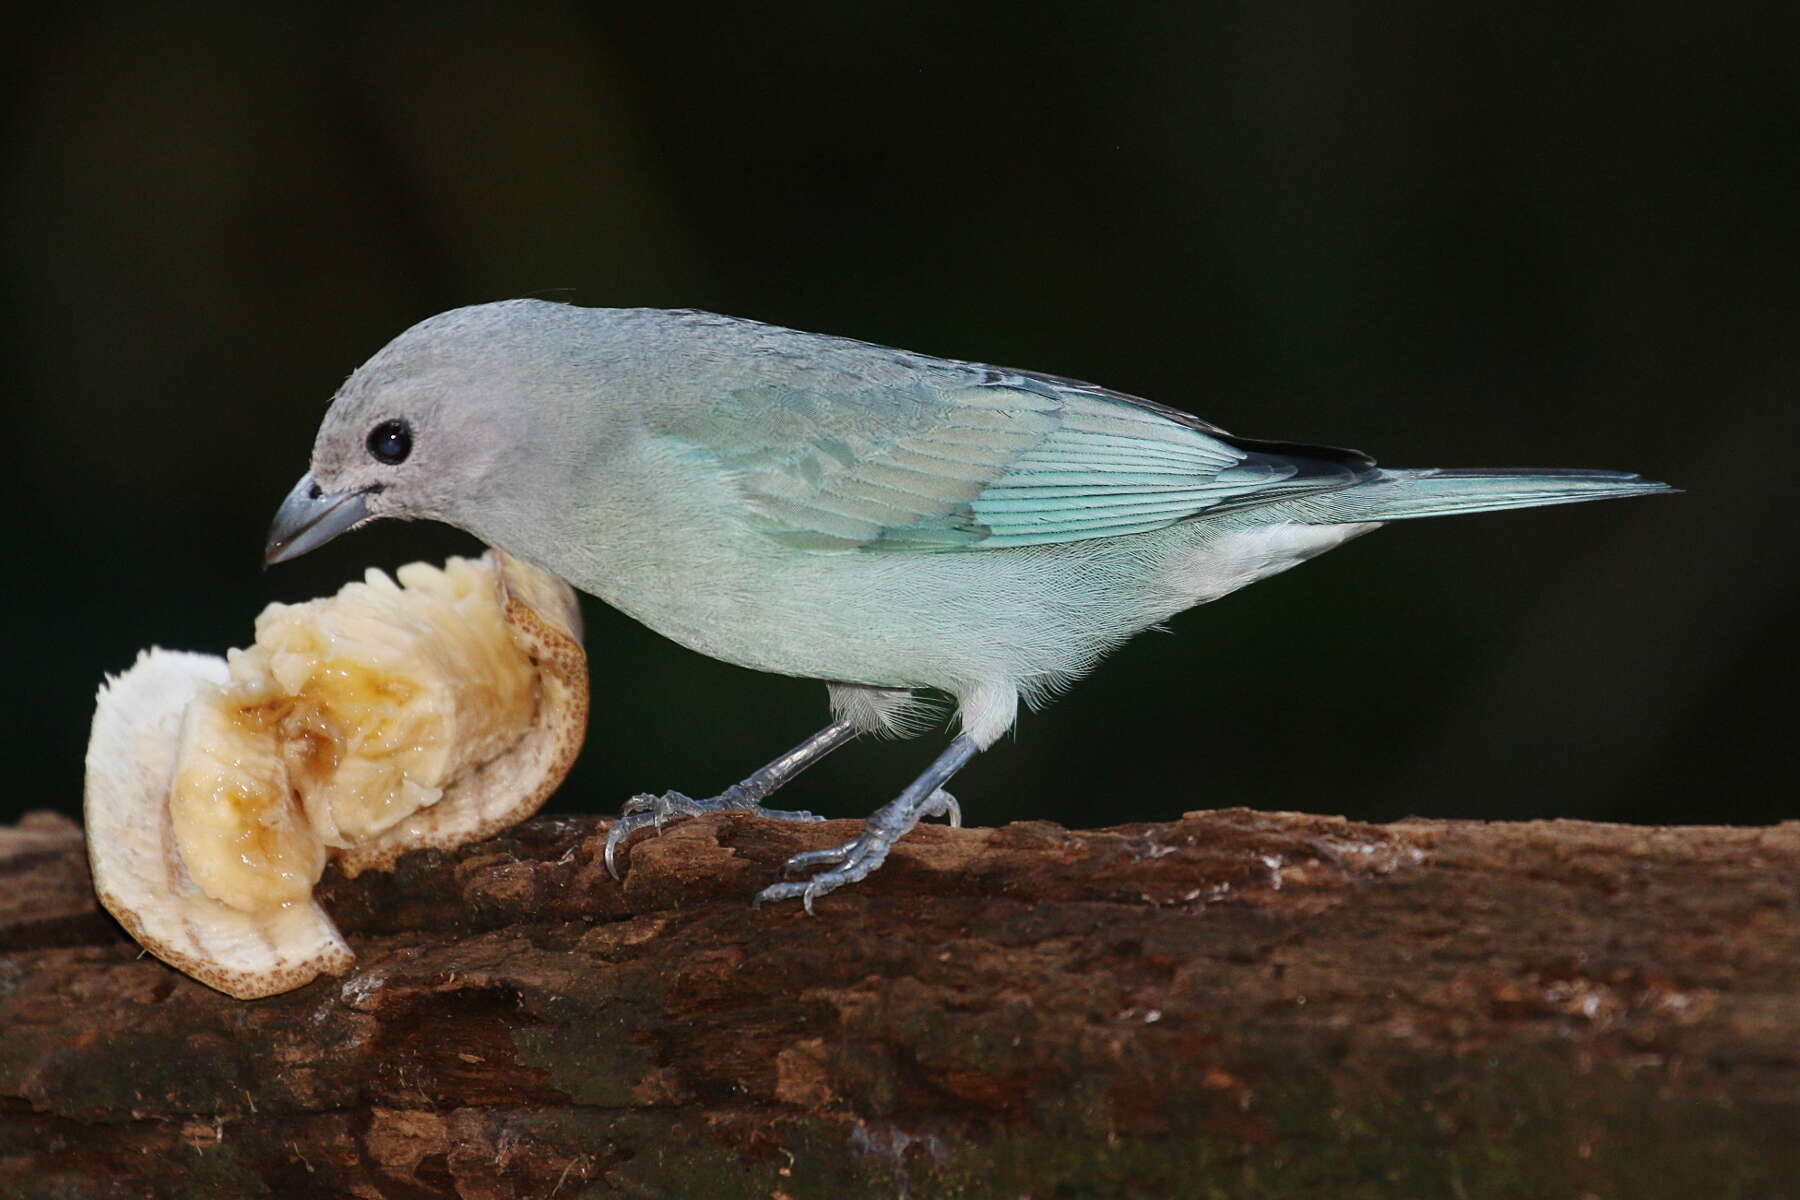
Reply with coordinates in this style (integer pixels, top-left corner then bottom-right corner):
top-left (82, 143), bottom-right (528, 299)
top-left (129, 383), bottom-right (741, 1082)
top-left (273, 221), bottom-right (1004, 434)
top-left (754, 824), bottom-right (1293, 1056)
top-left (668, 371), bottom-right (1371, 552)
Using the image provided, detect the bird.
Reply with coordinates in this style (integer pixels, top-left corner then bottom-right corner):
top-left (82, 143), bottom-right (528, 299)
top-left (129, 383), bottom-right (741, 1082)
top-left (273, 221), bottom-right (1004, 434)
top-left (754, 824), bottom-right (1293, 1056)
top-left (266, 300), bottom-right (1674, 910)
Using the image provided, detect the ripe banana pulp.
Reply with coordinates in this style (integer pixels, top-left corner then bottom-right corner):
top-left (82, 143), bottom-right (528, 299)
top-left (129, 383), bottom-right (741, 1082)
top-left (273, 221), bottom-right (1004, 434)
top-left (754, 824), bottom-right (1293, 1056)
top-left (84, 550), bottom-right (588, 999)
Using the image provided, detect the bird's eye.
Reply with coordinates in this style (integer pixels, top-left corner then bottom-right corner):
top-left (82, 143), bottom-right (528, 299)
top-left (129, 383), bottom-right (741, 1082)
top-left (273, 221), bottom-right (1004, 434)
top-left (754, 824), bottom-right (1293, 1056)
top-left (366, 419), bottom-right (412, 465)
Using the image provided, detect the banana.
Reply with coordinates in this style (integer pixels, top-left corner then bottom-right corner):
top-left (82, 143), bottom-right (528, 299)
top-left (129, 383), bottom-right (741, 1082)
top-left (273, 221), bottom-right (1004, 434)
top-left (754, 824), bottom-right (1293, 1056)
top-left (84, 550), bottom-right (588, 999)
top-left (168, 677), bottom-right (325, 912)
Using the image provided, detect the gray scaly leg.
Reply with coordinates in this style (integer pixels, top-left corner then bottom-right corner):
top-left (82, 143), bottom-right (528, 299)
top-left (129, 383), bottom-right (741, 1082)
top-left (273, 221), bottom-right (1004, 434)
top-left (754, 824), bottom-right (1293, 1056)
top-left (755, 735), bottom-right (979, 913)
top-left (605, 719), bottom-right (859, 878)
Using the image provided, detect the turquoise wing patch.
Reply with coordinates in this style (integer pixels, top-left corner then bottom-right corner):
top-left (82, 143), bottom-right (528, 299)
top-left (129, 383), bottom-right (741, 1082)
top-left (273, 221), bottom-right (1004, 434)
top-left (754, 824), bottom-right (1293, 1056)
top-left (684, 382), bottom-right (1316, 551)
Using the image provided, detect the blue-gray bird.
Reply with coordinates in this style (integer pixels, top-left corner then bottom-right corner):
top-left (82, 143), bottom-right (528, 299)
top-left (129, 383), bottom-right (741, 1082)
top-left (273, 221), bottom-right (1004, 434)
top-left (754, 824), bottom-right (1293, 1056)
top-left (266, 301), bottom-right (1673, 909)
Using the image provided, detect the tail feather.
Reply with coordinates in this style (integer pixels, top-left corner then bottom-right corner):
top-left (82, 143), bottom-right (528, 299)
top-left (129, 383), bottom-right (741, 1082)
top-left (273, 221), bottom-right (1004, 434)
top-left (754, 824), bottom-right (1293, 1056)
top-left (1307, 467), bottom-right (1678, 523)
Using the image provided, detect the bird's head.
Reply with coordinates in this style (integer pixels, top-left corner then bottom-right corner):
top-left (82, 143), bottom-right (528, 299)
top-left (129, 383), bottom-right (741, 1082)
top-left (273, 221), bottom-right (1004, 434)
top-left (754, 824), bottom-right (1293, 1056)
top-left (265, 299), bottom-right (605, 565)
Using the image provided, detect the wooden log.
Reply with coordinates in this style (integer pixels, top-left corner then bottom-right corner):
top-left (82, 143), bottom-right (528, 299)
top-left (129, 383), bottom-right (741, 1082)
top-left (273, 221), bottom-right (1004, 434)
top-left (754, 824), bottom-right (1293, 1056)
top-left (2, 806), bottom-right (1795, 1198)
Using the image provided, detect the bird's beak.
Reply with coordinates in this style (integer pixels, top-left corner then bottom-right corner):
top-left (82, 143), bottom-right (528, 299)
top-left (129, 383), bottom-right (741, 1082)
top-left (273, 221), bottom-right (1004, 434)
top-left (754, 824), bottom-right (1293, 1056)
top-left (264, 473), bottom-right (374, 565)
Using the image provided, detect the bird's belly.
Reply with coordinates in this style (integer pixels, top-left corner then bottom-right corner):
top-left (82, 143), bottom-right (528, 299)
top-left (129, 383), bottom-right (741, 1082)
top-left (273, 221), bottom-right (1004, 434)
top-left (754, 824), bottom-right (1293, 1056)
top-left (502, 488), bottom-right (1377, 693)
top-left (562, 528), bottom-right (1157, 692)
top-left (587, 547), bottom-right (1050, 687)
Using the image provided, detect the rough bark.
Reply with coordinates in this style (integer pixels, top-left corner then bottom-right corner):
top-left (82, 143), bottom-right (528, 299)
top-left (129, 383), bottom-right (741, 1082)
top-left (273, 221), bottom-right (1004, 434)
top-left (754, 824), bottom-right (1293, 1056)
top-left (1, 805), bottom-right (1796, 1199)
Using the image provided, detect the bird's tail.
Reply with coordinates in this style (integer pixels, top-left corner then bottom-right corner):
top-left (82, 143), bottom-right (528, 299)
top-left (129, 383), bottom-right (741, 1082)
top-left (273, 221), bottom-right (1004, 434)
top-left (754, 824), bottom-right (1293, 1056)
top-left (1304, 467), bottom-right (1677, 523)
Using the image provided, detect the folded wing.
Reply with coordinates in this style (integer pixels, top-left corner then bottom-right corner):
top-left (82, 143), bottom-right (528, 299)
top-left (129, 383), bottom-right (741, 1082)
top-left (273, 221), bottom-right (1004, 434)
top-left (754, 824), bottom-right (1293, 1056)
top-left (675, 375), bottom-right (1372, 551)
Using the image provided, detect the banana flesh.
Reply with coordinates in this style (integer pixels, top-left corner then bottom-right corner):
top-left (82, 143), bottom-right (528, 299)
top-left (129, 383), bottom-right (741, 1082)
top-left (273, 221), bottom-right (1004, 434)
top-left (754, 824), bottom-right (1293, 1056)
top-left (84, 551), bottom-right (587, 999)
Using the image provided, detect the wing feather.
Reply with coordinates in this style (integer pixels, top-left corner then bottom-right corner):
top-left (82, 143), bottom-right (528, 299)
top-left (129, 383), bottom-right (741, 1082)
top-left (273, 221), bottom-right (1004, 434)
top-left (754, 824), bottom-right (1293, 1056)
top-left (672, 375), bottom-right (1367, 551)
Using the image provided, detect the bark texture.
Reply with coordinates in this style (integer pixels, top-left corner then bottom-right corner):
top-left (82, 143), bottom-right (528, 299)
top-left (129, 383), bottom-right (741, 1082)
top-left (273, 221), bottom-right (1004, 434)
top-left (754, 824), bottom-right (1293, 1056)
top-left (2, 806), bottom-right (1796, 1199)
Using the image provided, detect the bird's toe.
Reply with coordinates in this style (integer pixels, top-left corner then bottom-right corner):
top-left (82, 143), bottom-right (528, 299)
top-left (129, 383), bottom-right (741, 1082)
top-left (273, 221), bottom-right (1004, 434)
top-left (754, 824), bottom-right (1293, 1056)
top-left (927, 788), bottom-right (960, 827)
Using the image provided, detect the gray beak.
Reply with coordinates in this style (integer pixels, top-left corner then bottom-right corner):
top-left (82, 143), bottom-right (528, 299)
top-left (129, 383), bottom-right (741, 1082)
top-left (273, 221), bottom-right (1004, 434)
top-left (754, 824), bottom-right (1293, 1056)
top-left (264, 473), bottom-right (374, 565)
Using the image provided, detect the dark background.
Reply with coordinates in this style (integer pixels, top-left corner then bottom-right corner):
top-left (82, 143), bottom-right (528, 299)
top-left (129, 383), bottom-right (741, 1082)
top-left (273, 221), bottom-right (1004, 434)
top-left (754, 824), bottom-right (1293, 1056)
top-left (6, 4), bottom-right (1795, 832)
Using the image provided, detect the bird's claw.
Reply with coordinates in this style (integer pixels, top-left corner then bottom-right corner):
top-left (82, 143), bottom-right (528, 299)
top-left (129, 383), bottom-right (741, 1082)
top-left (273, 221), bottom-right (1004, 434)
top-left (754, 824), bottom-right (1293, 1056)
top-left (935, 790), bottom-right (962, 829)
top-left (756, 830), bottom-right (893, 911)
top-left (754, 876), bottom-right (845, 916)
top-left (604, 789), bottom-right (824, 881)
top-left (758, 788), bottom-right (959, 911)
top-left (605, 792), bottom-right (691, 879)
top-left (617, 792), bottom-right (664, 819)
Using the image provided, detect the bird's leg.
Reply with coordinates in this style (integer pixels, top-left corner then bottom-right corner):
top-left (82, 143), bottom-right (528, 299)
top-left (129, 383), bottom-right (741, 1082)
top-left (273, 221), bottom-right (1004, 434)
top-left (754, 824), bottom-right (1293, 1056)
top-left (604, 719), bottom-right (858, 878)
top-left (755, 734), bottom-right (979, 913)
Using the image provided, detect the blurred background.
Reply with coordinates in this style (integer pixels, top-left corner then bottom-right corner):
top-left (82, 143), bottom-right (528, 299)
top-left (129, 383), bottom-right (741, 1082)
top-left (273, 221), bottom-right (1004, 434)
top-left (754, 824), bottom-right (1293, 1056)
top-left (5, 3), bottom-right (1795, 831)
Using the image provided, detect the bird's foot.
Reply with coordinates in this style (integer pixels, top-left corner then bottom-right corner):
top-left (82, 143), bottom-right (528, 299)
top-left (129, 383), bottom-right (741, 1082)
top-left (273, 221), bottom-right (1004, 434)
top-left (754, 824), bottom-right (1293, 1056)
top-left (604, 788), bottom-right (825, 879)
top-left (754, 788), bottom-right (959, 914)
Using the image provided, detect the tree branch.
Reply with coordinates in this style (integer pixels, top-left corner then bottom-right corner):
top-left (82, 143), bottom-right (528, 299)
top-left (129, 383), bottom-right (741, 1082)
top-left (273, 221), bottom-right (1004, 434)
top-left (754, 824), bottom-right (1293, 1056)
top-left (2, 806), bottom-right (1795, 1198)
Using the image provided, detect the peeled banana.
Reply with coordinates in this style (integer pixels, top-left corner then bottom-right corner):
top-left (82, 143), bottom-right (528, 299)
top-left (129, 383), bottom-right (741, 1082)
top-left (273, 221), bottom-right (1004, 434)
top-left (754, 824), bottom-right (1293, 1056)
top-left (84, 550), bottom-right (588, 999)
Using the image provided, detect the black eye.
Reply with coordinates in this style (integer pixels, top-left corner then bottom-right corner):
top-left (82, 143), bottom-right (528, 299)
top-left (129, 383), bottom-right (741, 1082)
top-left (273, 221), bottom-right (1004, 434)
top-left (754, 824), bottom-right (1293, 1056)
top-left (366, 419), bottom-right (412, 465)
